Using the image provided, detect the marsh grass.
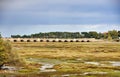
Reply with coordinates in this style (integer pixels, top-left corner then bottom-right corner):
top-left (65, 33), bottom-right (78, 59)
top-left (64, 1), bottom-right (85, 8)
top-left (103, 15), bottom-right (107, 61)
top-left (12, 42), bottom-right (120, 61)
top-left (9, 42), bottom-right (120, 76)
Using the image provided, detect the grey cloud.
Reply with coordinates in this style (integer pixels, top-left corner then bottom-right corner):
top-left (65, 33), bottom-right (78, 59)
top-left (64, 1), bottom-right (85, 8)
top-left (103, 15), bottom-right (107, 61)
top-left (2, 0), bottom-right (112, 10)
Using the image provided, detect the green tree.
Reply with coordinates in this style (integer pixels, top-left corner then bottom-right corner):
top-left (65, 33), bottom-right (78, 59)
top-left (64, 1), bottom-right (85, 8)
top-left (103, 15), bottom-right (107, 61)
top-left (103, 33), bottom-right (108, 39)
top-left (89, 31), bottom-right (98, 39)
top-left (97, 33), bottom-right (104, 39)
top-left (11, 35), bottom-right (21, 38)
top-left (81, 32), bottom-right (90, 38)
top-left (107, 33), bottom-right (112, 41)
top-left (108, 30), bottom-right (118, 39)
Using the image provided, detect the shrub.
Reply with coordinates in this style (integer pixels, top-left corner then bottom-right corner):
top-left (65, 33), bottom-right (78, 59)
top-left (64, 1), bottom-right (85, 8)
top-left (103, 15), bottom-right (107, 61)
top-left (0, 35), bottom-right (25, 68)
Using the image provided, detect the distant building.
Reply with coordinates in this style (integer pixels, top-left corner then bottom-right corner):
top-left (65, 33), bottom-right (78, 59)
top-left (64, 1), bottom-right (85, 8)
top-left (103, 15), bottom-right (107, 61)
top-left (102, 32), bottom-right (108, 35)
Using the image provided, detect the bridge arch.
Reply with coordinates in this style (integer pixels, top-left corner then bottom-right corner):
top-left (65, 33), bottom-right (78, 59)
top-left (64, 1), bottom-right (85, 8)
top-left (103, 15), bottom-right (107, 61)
top-left (87, 40), bottom-right (90, 42)
top-left (33, 40), bottom-right (37, 42)
top-left (40, 40), bottom-right (43, 42)
top-left (70, 40), bottom-right (73, 42)
top-left (46, 40), bottom-right (50, 42)
top-left (27, 40), bottom-right (30, 42)
top-left (81, 40), bottom-right (85, 42)
top-left (64, 40), bottom-right (68, 42)
top-left (52, 40), bottom-right (56, 42)
top-left (13, 40), bottom-right (17, 42)
top-left (58, 40), bottom-right (62, 42)
top-left (20, 40), bottom-right (24, 42)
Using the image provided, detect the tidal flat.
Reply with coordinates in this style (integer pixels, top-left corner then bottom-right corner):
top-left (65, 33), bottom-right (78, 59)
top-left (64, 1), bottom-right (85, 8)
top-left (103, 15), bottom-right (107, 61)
top-left (1, 42), bottom-right (120, 77)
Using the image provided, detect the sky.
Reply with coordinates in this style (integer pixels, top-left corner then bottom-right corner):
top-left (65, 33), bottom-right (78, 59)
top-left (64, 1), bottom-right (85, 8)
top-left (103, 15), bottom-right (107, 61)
top-left (0, 0), bottom-right (120, 37)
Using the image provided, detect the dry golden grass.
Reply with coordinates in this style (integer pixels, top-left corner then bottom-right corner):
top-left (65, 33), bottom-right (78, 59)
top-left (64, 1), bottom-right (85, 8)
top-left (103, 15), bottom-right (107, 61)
top-left (12, 42), bottom-right (120, 61)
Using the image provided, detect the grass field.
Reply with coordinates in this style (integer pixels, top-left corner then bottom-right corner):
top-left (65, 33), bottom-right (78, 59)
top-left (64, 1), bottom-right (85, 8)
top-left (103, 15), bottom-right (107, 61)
top-left (12, 42), bottom-right (120, 60)
top-left (10, 42), bottom-right (120, 77)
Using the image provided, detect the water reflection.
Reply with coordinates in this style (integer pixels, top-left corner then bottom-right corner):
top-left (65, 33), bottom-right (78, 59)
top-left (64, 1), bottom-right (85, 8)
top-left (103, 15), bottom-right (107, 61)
top-left (40, 63), bottom-right (56, 72)
top-left (109, 61), bottom-right (120, 66)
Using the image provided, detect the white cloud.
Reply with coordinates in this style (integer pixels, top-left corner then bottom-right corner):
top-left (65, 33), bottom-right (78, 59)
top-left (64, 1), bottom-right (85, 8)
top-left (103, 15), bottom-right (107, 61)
top-left (81, 24), bottom-right (120, 31)
top-left (83, 25), bottom-right (102, 29)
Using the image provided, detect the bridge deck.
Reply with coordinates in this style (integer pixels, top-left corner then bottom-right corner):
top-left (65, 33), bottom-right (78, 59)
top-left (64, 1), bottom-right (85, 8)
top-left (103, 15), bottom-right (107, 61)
top-left (3, 38), bottom-right (102, 42)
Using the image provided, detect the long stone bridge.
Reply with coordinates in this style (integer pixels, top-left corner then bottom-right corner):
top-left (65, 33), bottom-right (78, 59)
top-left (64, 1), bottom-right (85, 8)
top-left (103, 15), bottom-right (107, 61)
top-left (3, 38), bottom-right (102, 42)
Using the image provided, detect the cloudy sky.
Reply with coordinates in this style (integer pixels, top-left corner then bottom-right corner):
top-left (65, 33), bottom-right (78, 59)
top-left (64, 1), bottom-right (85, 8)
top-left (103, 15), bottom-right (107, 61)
top-left (0, 0), bottom-right (120, 37)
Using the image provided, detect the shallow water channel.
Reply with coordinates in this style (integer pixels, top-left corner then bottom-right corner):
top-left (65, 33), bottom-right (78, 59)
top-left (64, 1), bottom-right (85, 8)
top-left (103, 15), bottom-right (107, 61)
top-left (1, 58), bottom-right (120, 77)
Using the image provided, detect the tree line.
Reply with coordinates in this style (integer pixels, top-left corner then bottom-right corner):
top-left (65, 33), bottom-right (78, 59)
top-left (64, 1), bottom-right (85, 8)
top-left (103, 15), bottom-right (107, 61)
top-left (11, 30), bottom-right (120, 39)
